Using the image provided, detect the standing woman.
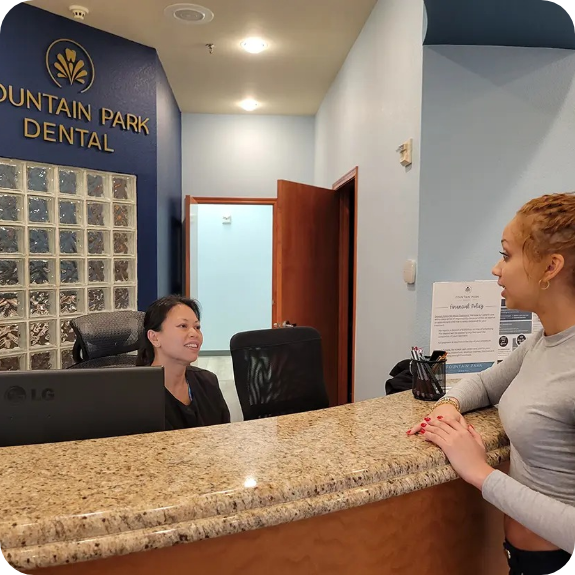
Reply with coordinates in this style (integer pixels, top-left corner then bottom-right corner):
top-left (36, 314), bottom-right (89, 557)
top-left (410, 193), bottom-right (575, 574)
top-left (137, 295), bottom-right (230, 429)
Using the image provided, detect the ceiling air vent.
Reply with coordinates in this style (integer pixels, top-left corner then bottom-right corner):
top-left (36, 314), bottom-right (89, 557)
top-left (164, 4), bottom-right (214, 25)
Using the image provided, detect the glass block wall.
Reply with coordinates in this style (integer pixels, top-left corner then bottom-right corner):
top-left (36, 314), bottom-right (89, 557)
top-left (0, 158), bottom-right (137, 370)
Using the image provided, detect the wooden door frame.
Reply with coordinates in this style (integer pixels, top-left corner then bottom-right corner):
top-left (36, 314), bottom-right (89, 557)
top-left (184, 195), bottom-right (195, 299)
top-left (333, 167), bottom-right (358, 404)
top-left (183, 196), bottom-right (278, 324)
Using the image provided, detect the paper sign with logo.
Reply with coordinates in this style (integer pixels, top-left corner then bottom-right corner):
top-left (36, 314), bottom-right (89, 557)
top-left (430, 281), bottom-right (501, 380)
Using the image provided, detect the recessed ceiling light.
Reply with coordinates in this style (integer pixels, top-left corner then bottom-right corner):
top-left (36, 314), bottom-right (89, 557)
top-left (164, 3), bottom-right (214, 25)
top-left (240, 99), bottom-right (259, 112)
top-left (240, 38), bottom-right (268, 54)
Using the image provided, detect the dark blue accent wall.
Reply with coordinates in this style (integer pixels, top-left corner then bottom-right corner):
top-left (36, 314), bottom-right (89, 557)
top-left (0, 3), bottom-right (182, 309)
top-left (424, 0), bottom-right (575, 50)
top-left (156, 58), bottom-right (182, 297)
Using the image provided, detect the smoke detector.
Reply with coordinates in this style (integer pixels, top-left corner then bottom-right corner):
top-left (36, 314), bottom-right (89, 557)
top-left (164, 3), bottom-right (214, 25)
top-left (69, 5), bottom-right (89, 20)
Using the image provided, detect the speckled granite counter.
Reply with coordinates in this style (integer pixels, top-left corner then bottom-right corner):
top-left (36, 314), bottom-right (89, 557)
top-left (0, 392), bottom-right (509, 571)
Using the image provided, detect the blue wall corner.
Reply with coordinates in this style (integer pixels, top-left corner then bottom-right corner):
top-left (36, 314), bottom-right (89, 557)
top-left (0, 4), bottom-right (182, 309)
top-left (156, 56), bottom-right (183, 298)
top-left (424, 0), bottom-right (575, 50)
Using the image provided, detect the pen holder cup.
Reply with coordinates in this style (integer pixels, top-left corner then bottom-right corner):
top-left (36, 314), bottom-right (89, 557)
top-left (410, 359), bottom-right (447, 401)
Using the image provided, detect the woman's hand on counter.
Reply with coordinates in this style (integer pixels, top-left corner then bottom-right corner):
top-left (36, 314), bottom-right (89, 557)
top-left (407, 404), bottom-right (466, 436)
top-left (421, 417), bottom-right (494, 490)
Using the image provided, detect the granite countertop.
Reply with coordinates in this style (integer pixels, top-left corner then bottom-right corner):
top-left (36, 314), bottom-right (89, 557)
top-left (0, 392), bottom-right (509, 571)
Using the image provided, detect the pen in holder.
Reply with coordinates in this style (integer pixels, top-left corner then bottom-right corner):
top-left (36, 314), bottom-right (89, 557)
top-left (410, 356), bottom-right (447, 401)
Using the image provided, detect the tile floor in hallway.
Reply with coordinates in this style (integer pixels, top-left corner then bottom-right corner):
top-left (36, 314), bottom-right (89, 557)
top-left (192, 355), bottom-right (243, 422)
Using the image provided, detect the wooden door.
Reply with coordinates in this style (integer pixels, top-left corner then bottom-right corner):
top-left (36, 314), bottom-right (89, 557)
top-left (275, 180), bottom-right (341, 406)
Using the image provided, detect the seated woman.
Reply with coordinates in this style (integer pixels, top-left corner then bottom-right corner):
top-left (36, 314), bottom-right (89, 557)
top-left (137, 295), bottom-right (230, 429)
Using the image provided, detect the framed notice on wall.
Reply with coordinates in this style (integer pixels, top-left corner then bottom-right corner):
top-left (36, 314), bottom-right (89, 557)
top-left (430, 281), bottom-right (501, 380)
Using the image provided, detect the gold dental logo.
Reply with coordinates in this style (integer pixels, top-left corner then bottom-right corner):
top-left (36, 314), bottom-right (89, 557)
top-left (45, 39), bottom-right (95, 93)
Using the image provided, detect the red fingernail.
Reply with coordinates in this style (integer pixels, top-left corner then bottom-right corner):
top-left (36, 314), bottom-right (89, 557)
top-left (421, 423), bottom-right (427, 427)
top-left (406, 430), bottom-right (411, 435)
top-left (437, 416), bottom-right (443, 420)
top-left (421, 429), bottom-right (426, 434)
top-left (424, 417), bottom-right (431, 422)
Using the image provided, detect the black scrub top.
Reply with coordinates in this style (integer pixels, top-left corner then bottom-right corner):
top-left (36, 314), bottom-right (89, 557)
top-left (164, 366), bottom-right (231, 430)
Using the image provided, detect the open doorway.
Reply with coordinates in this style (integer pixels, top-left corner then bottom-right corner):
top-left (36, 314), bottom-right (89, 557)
top-left (184, 197), bottom-right (276, 422)
top-left (185, 197), bottom-right (276, 352)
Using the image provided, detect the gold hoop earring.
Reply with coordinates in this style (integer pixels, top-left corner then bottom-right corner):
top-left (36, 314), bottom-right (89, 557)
top-left (539, 279), bottom-right (551, 291)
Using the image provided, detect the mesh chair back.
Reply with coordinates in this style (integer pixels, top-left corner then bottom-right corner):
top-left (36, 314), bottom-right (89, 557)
top-left (230, 327), bottom-right (329, 420)
top-left (70, 311), bottom-right (144, 365)
top-left (67, 354), bottom-right (139, 369)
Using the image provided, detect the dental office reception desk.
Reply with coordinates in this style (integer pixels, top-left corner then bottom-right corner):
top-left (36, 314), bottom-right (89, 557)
top-left (1, 392), bottom-right (509, 575)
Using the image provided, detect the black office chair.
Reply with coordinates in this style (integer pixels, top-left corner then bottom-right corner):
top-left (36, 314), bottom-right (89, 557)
top-left (230, 326), bottom-right (329, 420)
top-left (68, 310), bottom-right (145, 369)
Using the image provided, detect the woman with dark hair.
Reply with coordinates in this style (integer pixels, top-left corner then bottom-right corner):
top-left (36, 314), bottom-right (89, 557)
top-left (137, 295), bottom-right (230, 429)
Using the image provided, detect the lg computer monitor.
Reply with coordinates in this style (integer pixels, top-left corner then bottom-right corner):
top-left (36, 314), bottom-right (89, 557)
top-left (0, 366), bottom-right (165, 447)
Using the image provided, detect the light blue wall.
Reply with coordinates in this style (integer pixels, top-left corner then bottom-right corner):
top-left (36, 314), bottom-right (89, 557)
top-left (416, 46), bottom-right (575, 348)
top-left (182, 114), bottom-right (315, 199)
top-left (315, 0), bottom-right (424, 401)
top-left (197, 203), bottom-right (273, 351)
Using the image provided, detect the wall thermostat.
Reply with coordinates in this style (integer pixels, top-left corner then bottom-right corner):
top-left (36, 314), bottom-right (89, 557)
top-left (403, 259), bottom-right (416, 285)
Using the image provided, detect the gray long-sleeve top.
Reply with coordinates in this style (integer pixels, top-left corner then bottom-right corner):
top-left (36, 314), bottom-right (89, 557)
top-left (445, 326), bottom-right (575, 553)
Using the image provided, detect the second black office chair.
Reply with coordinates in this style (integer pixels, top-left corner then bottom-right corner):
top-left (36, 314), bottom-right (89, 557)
top-left (68, 310), bottom-right (144, 368)
top-left (230, 326), bottom-right (329, 420)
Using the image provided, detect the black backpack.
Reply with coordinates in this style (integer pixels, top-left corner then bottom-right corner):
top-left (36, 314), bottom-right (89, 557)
top-left (385, 359), bottom-right (412, 395)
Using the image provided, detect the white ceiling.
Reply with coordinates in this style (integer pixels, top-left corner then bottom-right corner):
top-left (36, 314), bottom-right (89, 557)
top-left (30, 0), bottom-right (378, 115)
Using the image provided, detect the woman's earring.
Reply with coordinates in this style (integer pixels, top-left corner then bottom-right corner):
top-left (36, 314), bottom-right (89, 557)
top-left (539, 279), bottom-right (551, 290)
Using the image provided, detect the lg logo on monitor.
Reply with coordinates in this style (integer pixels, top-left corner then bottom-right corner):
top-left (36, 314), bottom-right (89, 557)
top-left (3, 386), bottom-right (55, 403)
